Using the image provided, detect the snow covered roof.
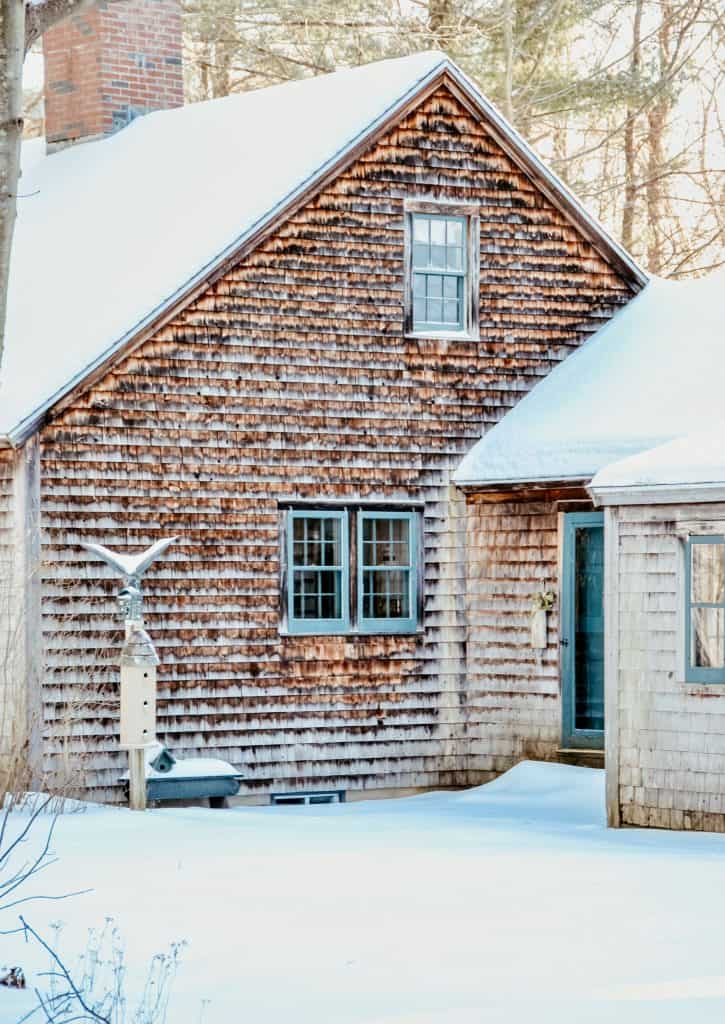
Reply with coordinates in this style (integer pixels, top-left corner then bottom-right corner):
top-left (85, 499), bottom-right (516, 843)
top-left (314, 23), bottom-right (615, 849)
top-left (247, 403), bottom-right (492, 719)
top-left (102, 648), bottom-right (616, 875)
top-left (589, 424), bottom-right (725, 504)
top-left (0, 51), bottom-right (644, 446)
top-left (454, 271), bottom-right (725, 489)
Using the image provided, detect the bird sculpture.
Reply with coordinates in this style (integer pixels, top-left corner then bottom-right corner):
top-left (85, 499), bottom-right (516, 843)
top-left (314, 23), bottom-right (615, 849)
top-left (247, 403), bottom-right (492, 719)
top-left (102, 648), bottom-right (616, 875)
top-left (81, 536), bottom-right (178, 586)
top-left (81, 537), bottom-right (178, 621)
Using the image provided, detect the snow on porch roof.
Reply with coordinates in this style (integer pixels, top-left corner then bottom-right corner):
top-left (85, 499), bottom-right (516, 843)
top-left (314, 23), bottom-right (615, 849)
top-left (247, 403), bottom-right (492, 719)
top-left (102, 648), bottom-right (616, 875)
top-left (590, 423), bottom-right (725, 499)
top-left (453, 271), bottom-right (725, 489)
top-left (0, 50), bottom-right (644, 446)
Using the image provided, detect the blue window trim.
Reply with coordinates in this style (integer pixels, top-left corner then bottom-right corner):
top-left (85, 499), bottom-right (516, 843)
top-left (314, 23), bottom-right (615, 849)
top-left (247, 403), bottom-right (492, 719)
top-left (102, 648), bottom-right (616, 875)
top-left (685, 535), bottom-right (725, 683)
top-left (411, 213), bottom-right (467, 334)
top-left (287, 509), bottom-right (350, 635)
top-left (357, 510), bottom-right (418, 634)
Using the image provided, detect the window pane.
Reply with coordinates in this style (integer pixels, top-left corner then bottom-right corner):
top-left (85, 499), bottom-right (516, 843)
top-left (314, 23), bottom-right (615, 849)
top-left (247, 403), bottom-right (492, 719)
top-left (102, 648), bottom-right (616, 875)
top-left (430, 219), bottom-right (446, 245)
top-left (363, 569), bottom-right (410, 619)
top-left (427, 299), bottom-right (443, 323)
top-left (412, 242), bottom-right (429, 267)
top-left (427, 275), bottom-right (443, 298)
top-left (431, 245), bottom-right (446, 268)
top-left (293, 567), bottom-right (342, 620)
top-left (292, 516), bottom-right (341, 567)
top-left (413, 216), bottom-right (429, 243)
top-left (692, 543), bottom-right (725, 603)
top-left (413, 273), bottom-right (426, 297)
top-left (443, 276), bottom-right (458, 298)
top-left (413, 298), bottom-right (426, 323)
top-left (692, 606), bottom-right (724, 668)
top-left (447, 220), bottom-right (463, 245)
top-left (443, 300), bottom-right (459, 324)
top-left (363, 518), bottom-right (410, 567)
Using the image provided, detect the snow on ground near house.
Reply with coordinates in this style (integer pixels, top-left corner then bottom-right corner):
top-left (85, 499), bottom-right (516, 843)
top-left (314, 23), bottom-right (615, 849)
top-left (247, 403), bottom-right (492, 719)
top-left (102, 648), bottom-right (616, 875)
top-left (5, 761), bottom-right (725, 1023)
top-left (453, 270), bottom-right (725, 487)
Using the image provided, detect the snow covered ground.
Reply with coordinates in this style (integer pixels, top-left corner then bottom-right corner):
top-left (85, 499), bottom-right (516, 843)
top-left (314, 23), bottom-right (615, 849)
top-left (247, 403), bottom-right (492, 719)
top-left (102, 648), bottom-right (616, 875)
top-left (4, 761), bottom-right (725, 1023)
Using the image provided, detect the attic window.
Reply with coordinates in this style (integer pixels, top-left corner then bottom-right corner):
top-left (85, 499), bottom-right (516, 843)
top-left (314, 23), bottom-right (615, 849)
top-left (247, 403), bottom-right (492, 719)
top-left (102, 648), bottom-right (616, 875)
top-left (404, 199), bottom-right (480, 340)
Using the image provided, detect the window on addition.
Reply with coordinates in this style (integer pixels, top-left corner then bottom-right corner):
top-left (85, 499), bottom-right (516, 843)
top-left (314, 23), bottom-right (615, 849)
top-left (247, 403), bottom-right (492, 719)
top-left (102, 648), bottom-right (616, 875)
top-left (685, 536), bottom-right (725, 682)
top-left (404, 201), bottom-right (479, 339)
top-left (284, 508), bottom-right (419, 635)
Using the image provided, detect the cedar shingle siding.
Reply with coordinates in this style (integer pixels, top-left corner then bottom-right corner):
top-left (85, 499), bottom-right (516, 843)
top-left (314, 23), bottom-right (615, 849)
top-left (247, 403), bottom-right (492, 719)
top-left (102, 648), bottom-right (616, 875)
top-left (38, 86), bottom-right (633, 800)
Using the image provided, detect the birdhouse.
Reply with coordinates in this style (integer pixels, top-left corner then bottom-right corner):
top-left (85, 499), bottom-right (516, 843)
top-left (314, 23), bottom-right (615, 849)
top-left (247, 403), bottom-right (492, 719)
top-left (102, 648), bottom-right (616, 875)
top-left (150, 747), bottom-right (176, 774)
top-left (119, 621), bottom-right (159, 748)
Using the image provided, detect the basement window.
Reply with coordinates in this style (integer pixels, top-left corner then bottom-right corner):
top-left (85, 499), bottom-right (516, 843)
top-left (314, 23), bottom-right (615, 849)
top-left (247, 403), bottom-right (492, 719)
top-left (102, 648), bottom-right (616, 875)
top-left (271, 791), bottom-right (345, 806)
top-left (404, 199), bottom-right (480, 339)
top-left (685, 536), bottom-right (725, 682)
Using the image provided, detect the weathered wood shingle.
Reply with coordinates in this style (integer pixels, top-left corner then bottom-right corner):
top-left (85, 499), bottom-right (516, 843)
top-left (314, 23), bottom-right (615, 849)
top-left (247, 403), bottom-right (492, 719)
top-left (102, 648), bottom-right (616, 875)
top-left (37, 86), bottom-right (633, 801)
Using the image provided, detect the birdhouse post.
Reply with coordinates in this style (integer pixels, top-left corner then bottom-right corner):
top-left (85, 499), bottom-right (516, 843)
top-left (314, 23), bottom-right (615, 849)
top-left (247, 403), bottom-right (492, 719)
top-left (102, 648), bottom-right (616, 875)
top-left (81, 537), bottom-right (177, 811)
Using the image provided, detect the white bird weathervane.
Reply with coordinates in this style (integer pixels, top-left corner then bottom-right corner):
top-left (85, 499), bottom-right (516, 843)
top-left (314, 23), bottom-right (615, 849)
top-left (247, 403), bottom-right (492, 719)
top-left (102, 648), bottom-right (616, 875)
top-left (82, 537), bottom-right (178, 620)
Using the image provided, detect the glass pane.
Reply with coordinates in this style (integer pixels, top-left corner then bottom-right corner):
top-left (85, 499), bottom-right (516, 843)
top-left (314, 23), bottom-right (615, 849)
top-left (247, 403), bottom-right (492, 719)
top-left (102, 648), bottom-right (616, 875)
top-left (447, 219), bottom-right (463, 245)
top-left (431, 245), bottom-right (446, 268)
top-left (412, 243), bottom-right (429, 268)
top-left (443, 300), bottom-right (459, 324)
top-left (427, 275), bottom-right (442, 298)
top-left (413, 273), bottom-right (426, 297)
top-left (413, 298), bottom-right (426, 323)
top-left (443, 276), bottom-right (458, 298)
top-left (413, 216), bottom-right (429, 243)
top-left (448, 247), bottom-right (463, 270)
top-left (427, 299), bottom-right (443, 323)
top-left (293, 568), bottom-right (342, 620)
top-left (692, 606), bottom-right (724, 668)
top-left (293, 518), bottom-right (304, 541)
top-left (692, 543), bottom-right (725, 603)
top-left (363, 569), bottom-right (410, 619)
top-left (574, 526), bottom-right (604, 731)
top-left (430, 219), bottom-right (446, 245)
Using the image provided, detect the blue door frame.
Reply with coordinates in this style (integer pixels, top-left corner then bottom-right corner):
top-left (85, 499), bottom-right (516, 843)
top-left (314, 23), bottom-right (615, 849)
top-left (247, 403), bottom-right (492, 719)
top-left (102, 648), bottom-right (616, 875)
top-left (561, 511), bottom-right (605, 750)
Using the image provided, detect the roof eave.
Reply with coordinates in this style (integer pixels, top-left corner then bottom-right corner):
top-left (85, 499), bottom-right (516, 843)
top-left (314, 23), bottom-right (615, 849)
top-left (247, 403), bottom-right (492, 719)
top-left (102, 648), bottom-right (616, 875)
top-left (590, 481), bottom-right (725, 507)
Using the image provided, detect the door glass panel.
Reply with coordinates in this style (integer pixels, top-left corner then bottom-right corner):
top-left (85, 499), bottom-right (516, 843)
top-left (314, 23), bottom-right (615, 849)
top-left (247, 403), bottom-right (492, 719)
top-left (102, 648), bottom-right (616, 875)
top-left (692, 606), bottom-right (724, 668)
top-left (574, 525), bottom-right (604, 732)
top-left (692, 543), bottom-right (725, 603)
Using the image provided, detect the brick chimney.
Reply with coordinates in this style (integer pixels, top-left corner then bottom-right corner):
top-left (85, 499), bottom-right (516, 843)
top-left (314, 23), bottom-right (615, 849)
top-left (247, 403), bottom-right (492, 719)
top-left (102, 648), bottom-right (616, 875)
top-left (42, 0), bottom-right (184, 148)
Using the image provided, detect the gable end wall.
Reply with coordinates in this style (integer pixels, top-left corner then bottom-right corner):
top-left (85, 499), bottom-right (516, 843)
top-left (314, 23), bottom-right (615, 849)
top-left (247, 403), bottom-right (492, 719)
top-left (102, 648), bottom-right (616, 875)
top-left (36, 86), bottom-right (634, 801)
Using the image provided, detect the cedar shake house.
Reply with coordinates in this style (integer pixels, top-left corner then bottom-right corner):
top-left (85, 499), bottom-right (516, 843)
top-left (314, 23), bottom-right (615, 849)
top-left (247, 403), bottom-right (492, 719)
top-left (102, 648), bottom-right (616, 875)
top-left (2, 2), bottom-right (723, 830)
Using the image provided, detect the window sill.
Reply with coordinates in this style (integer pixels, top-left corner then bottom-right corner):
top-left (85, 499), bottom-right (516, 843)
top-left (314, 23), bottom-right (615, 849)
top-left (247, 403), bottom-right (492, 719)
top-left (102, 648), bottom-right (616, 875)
top-left (279, 627), bottom-right (424, 639)
top-left (405, 330), bottom-right (480, 343)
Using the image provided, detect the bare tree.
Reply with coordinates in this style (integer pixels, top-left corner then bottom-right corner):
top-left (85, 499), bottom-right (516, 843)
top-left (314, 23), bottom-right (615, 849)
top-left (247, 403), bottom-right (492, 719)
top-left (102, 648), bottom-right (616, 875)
top-left (0, 0), bottom-right (128, 371)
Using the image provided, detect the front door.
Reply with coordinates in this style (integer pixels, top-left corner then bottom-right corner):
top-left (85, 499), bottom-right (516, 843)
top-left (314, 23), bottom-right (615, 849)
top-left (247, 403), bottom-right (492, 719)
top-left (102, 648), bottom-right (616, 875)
top-left (561, 511), bottom-right (604, 750)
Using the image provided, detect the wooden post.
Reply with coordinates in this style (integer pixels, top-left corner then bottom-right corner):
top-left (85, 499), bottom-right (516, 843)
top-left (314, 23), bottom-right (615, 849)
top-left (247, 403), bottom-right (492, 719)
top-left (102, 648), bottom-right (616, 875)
top-left (128, 747), bottom-right (147, 811)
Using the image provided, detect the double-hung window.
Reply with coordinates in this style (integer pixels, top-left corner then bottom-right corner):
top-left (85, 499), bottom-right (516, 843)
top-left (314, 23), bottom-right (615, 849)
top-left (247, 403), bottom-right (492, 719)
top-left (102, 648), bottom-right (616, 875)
top-left (685, 536), bottom-right (725, 682)
top-left (283, 507), bottom-right (419, 635)
top-left (404, 199), bottom-right (479, 339)
top-left (359, 511), bottom-right (417, 633)
top-left (287, 510), bottom-right (349, 634)
top-left (411, 214), bottom-right (467, 332)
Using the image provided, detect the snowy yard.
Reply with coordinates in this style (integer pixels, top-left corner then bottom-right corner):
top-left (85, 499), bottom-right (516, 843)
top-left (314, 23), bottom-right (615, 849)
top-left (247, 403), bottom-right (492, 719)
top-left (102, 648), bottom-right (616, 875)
top-left (4, 761), bottom-right (725, 1023)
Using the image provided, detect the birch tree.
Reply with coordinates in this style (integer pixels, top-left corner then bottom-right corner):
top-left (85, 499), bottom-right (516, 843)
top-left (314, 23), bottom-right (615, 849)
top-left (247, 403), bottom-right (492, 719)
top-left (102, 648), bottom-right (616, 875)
top-left (0, 0), bottom-right (123, 371)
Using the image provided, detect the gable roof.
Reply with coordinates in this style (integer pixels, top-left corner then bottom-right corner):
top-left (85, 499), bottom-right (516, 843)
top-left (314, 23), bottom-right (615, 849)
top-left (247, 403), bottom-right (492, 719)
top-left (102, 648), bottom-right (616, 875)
top-left (453, 270), bottom-right (725, 489)
top-left (0, 51), bottom-right (646, 447)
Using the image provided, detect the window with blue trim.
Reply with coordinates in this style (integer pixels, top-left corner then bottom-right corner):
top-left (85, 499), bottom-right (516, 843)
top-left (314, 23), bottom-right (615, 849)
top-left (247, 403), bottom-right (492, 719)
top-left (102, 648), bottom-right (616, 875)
top-left (287, 510), bottom-right (349, 634)
top-left (686, 536), bottom-right (725, 682)
top-left (359, 511), bottom-right (417, 633)
top-left (411, 214), bottom-right (467, 332)
top-left (284, 507), bottom-right (419, 635)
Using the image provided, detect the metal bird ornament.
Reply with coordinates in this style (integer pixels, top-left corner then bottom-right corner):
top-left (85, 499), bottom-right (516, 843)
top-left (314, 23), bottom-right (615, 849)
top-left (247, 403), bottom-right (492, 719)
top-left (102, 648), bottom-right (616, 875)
top-left (81, 537), bottom-right (178, 620)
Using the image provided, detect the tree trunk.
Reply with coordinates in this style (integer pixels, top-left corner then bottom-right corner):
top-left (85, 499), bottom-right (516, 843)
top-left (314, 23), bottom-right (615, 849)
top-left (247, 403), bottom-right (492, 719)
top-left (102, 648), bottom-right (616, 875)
top-left (645, 2), bottom-right (672, 274)
top-left (0, 0), bottom-right (25, 371)
top-left (501, 0), bottom-right (515, 123)
top-left (428, 0), bottom-right (454, 49)
top-left (621, 0), bottom-right (643, 254)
